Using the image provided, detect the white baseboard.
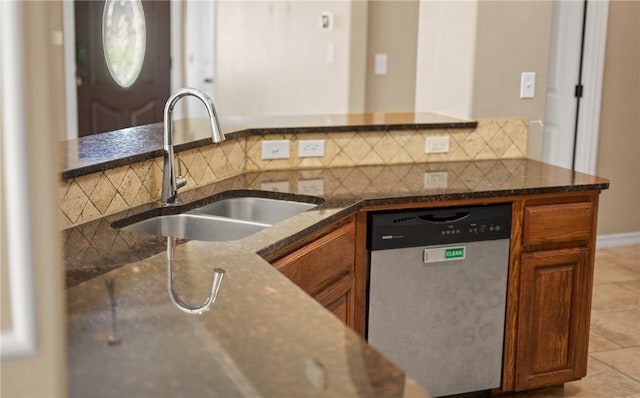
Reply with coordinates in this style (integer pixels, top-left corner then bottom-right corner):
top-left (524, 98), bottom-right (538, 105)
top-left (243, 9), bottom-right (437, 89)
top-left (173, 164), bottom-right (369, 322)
top-left (596, 232), bottom-right (640, 249)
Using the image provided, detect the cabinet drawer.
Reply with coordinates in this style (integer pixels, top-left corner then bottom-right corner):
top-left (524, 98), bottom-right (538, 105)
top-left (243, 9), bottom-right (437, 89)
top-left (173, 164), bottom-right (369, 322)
top-left (272, 221), bottom-right (355, 296)
top-left (523, 202), bottom-right (593, 246)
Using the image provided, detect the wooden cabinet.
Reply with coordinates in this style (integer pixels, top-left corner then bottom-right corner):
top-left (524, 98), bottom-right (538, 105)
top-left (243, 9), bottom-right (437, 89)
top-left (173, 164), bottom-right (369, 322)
top-left (511, 194), bottom-right (599, 391)
top-left (264, 192), bottom-right (601, 394)
top-left (265, 214), bottom-right (365, 334)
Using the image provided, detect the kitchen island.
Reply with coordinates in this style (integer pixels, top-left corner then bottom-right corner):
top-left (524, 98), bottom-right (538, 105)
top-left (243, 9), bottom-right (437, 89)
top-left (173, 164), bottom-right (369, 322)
top-left (62, 113), bottom-right (609, 397)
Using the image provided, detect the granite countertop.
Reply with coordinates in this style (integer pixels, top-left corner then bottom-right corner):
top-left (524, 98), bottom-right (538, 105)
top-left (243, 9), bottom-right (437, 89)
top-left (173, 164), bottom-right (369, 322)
top-left (59, 111), bottom-right (476, 180)
top-left (65, 159), bottom-right (609, 397)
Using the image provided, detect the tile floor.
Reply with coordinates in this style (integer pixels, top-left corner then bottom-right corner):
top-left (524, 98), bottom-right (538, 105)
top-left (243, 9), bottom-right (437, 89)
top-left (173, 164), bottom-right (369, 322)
top-left (507, 244), bottom-right (640, 398)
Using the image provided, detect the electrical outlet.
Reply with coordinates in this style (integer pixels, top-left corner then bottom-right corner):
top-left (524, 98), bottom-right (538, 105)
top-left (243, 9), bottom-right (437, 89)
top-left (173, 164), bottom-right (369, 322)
top-left (261, 181), bottom-right (290, 192)
top-left (261, 140), bottom-right (290, 160)
top-left (298, 179), bottom-right (324, 196)
top-left (299, 140), bottom-right (325, 158)
top-left (425, 136), bottom-right (450, 154)
top-left (424, 171), bottom-right (448, 189)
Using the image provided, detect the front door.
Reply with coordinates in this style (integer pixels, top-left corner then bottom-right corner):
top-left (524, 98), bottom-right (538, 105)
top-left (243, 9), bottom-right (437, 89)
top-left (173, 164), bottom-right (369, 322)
top-left (75, 0), bottom-right (170, 136)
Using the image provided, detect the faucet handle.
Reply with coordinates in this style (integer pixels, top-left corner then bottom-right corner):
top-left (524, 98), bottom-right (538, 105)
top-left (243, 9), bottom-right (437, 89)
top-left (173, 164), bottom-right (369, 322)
top-left (176, 155), bottom-right (187, 190)
top-left (176, 177), bottom-right (187, 190)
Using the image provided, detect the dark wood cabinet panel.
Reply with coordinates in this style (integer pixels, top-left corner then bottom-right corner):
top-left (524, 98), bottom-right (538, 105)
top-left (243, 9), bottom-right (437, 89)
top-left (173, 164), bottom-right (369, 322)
top-left (315, 273), bottom-right (355, 327)
top-left (516, 248), bottom-right (591, 390)
top-left (502, 193), bottom-right (600, 393)
top-left (523, 202), bottom-right (594, 248)
top-left (267, 214), bottom-right (363, 333)
top-left (272, 217), bottom-right (355, 296)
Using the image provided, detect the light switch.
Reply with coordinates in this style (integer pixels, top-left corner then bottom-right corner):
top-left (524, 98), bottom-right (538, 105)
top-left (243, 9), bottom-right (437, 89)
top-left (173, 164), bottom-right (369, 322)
top-left (319, 12), bottom-right (333, 31)
top-left (520, 72), bottom-right (536, 98)
top-left (261, 140), bottom-right (290, 160)
top-left (374, 53), bottom-right (387, 75)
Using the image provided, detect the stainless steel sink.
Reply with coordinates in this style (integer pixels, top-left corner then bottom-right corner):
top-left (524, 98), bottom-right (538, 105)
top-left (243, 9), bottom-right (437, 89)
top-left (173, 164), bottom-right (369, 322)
top-left (121, 213), bottom-right (269, 242)
top-left (188, 197), bottom-right (317, 225)
top-left (120, 196), bottom-right (318, 242)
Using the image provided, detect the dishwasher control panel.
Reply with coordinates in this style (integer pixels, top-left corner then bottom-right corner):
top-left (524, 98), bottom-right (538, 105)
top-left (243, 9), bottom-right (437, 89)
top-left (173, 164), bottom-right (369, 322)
top-left (368, 204), bottom-right (512, 250)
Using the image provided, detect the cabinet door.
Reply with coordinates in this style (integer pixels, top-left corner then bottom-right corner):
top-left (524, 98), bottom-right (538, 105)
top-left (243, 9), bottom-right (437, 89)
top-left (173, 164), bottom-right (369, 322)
top-left (516, 247), bottom-right (591, 390)
top-left (268, 215), bottom-right (359, 330)
top-left (314, 273), bottom-right (355, 327)
top-left (272, 218), bottom-right (355, 296)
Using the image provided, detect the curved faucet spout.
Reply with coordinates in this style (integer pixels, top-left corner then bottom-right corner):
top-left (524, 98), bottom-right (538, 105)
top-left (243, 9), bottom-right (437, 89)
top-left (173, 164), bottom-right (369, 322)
top-left (162, 88), bottom-right (225, 205)
top-left (166, 237), bottom-right (225, 315)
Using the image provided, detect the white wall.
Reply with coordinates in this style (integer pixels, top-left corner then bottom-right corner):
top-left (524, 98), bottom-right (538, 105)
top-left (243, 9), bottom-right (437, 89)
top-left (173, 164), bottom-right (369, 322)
top-left (473, 1), bottom-right (552, 160)
top-left (414, 0), bottom-right (552, 160)
top-left (471, 1), bottom-right (552, 120)
top-left (365, 0), bottom-right (419, 112)
top-left (596, 0), bottom-right (640, 237)
top-left (414, 0), bottom-right (478, 119)
top-left (215, 0), bottom-right (361, 116)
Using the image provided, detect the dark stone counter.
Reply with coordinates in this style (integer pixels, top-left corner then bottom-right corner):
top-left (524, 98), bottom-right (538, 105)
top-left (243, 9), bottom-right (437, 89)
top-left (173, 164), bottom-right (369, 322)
top-left (65, 159), bottom-right (608, 397)
top-left (59, 112), bottom-right (476, 180)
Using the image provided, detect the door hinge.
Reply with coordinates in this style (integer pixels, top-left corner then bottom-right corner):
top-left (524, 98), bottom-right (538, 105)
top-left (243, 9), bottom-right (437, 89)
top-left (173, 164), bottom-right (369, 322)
top-left (575, 84), bottom-right (584, 98)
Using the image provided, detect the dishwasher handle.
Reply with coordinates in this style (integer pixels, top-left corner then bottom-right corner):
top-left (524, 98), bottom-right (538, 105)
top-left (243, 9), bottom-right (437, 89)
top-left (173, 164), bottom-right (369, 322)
top-left (418, 211), bottom-right (470, 223)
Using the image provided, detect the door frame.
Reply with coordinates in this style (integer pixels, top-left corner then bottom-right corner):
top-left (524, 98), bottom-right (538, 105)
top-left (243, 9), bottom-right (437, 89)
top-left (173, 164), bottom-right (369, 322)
top-left (63, 0), bottom-right (78, 140)
top-left (1, 1), bottom-right (38, 360)
top-left (543, 0), bottom-right (609, 174)
top-left (574, 0), bottom-right (609, 175)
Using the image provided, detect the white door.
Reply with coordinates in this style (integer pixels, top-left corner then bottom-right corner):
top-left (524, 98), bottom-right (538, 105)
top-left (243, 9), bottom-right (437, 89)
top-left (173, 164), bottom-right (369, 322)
top-left (543, 0), bottom-right (609, 174)
top-left (543, 0), bottom-right (584, 170)
top-left (184, 0), bottom-right (216, 118)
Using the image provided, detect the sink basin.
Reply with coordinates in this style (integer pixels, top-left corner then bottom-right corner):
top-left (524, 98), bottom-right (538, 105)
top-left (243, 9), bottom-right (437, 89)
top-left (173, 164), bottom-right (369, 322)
top-left (119, 196), bottom-right (318, 242)
top-left (188, 197), bottom-right (317, 225)
top-left (121, 213), bottom-right (268, 242)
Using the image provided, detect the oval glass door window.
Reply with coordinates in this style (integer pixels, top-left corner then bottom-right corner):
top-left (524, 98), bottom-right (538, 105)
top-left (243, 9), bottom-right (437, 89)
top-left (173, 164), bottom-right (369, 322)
top-left (102, 0), bottom-right (146, 88)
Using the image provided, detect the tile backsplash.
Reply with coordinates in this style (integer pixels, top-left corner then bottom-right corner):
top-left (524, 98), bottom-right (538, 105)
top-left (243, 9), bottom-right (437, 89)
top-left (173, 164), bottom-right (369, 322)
top-left (58, 118), bottom-right (527, 229)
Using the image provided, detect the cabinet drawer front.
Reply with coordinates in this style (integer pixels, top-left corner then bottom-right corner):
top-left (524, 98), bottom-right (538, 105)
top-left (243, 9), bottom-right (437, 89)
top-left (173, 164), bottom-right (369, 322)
top-left (523, 202), bottom-right (593, 246)
top-left (273, 222), bottom-right (355, 296)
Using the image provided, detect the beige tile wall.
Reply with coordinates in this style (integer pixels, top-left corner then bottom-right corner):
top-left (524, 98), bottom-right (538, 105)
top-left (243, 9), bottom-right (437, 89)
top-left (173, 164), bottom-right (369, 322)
top-left (59, 118), bottom-right (527, 229)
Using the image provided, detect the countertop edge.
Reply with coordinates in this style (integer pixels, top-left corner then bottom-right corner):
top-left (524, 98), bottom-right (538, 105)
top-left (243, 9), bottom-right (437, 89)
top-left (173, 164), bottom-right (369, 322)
top-left (63, 159), bottom-right (610, 288)
top-left (60, 115), bottom-right (478, 180)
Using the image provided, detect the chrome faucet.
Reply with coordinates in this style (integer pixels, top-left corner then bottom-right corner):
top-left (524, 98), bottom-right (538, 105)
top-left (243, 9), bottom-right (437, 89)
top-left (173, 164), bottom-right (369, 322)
top-left (162, 88), bottom-right (225, 205)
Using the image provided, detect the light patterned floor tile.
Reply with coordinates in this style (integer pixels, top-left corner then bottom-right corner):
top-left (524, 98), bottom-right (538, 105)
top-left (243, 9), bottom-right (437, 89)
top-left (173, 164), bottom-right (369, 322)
top-left (590, 310), bottom-right (640, 347)
top-left (616, 279), bottom-right (640, 294)
top-left (594, 262), bottom-right (639, 285)
top-left (589, 331), bottom-right (623, 353)
top-left (507, 357), bottom-right (640, 397)
top-left (591, 347), bottom-right (640, 381)
top-left (591, 282), bottom-right (640, 313)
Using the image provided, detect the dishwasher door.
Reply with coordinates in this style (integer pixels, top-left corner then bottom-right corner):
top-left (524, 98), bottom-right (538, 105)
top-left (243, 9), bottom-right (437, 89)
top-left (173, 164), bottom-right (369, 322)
top-left (367, 239), bottom-right (510, 397)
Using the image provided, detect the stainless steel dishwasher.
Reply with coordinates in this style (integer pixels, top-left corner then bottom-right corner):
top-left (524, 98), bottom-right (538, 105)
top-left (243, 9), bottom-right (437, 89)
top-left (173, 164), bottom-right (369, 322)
top-left (367, 204), bottom-right (512, 397)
